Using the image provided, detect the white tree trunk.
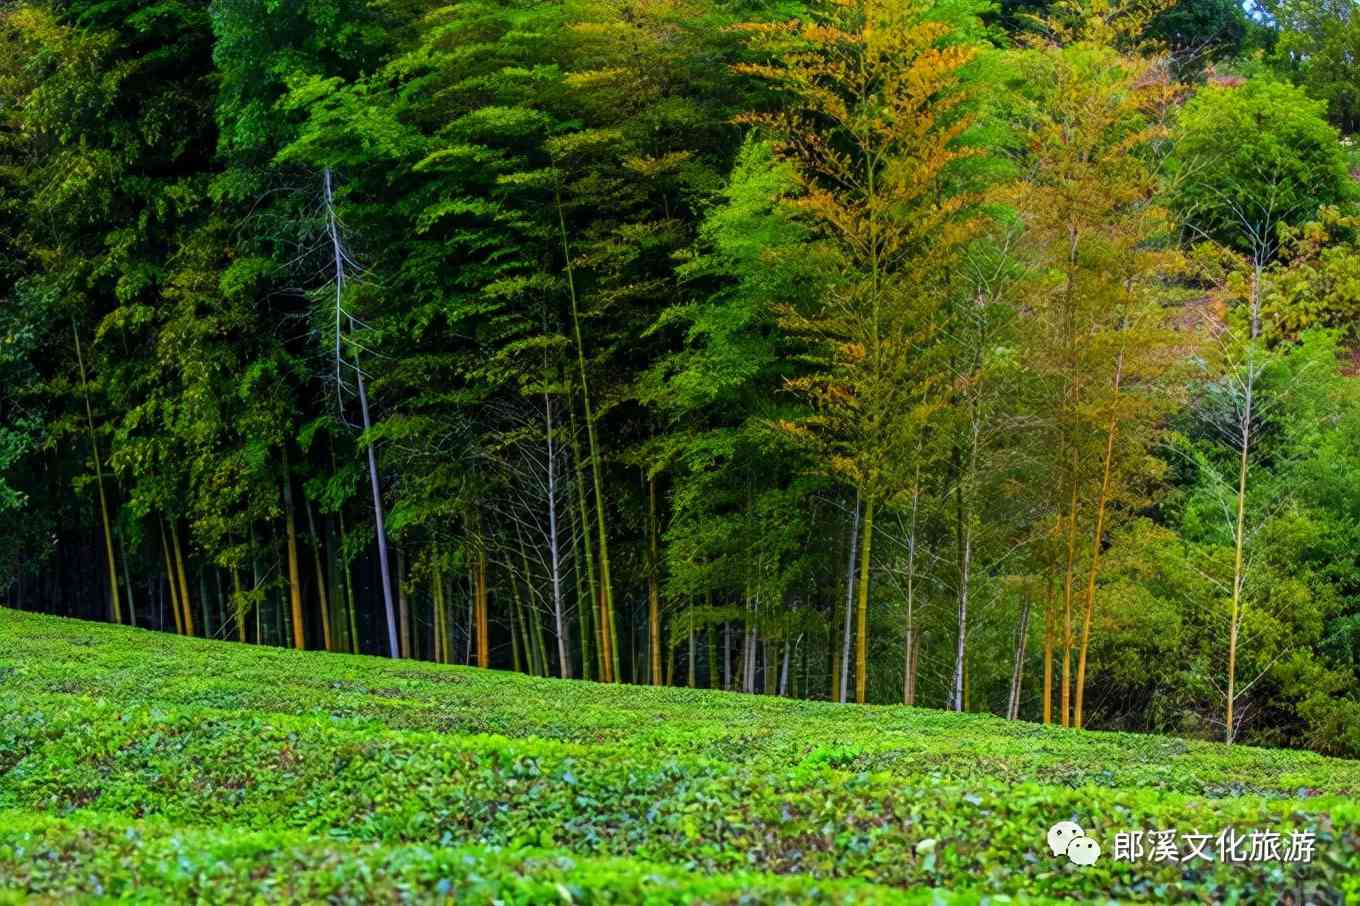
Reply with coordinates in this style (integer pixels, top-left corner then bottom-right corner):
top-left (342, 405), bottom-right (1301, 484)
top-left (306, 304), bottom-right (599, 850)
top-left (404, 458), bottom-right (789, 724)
top-left (840, 500), bottom-right (860, 704)
top-left (1227, 358), bottom-right (1254, 743)
top-left (1008, 600), bottom-right (1032, 720)
top-left (952, 530), bottom-right (972, 712)
top-left (323, 168), bottom-right (398, 659)
top-left (545, 391), bottom-right (570, 677)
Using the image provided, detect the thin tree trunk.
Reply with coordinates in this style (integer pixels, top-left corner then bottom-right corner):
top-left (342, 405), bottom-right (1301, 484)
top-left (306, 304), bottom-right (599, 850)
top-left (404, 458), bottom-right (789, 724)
top-left (663, 633), bottom-right (673, 686)
top-left (277, 533), bottom-right (289, 647)
top-left (648, 476), bottom-right (663, 686)
top-left (73, 323), bottom-right (121, 625)
top-left (741, 591), bottom-right (755, 693)
top-left (607, 573), bottom-right (621, 682)
top-left (251, 530), bottom-right (262, 645)
top-left (751, 603), bottom-right (760, 694)
top-left (336, 508), bottom-right (359, 654)
top-left (327, 533), bottom-right (341, 650)
top-left (855, 497), bottom-right (876, 705)
top-left (171, 521), bottom-right (195, 637)
top-left (908, 631), bottom-right (921, 705)
top-left (830, 595), bottom-right (843, 701)
top-left (522, 584), bottom-right (538, 669)
top-left (1060, 477), bottom-right (1080, 728)
top-left (304, 500), bottom-right (333, 652)
top-left (573, 498), bottom-right (591, 681)
top-left (447, 576), bottom-right (458, 661)
top-left (232, 568), bottom-right (245, 643)
top-left (797, 629), bottom-right (806, 698)
top-left (732, 632), bottom-right (743, 694)
top-left (433, 560), bottom-right (447, 665)
top-left (1043, 572), bottom-right (1055, 725)
top-left (567, 406), bottom-right (605, 682)
top-left (1008, 599), bottom-right (1032, 720)
top-left (160, 519), bottom-right (183, 636)
top-left (323, 168), bottom-right (398, 659)
top-left (751, 633), bottom-right (764, 697)
top-left (326, 446), bottom-right (352, 652)
top-left (199, 568), bottom-right (211, 641)
top-left (545, 391), bottom-right (571, 678)
top-left (479, 550), bottom-right (491, 670)
top-left (465, 569), bottom-right (474, 665)
top-left (322, 165), bottom-right (394, 652)
top-left (945, 299), bottom-right (986, 704)
top-left (356, 368), bottom-right (399, 659)
top-left (447, 568), bottom-right (458, 666)
top-left (903, 461), bottom-right (921, 706)
top-left (724, 621), bottom-right (732, 691)
top-left (532, 586), bottom-right (549, 676)
top-left (474, 524), bottom-right (490, 668)
top-left (1227, 364), bottom-right (1254, 744)
top-left (519, 527), bottom-right (550, 676)
top-left (903, 625), bottom-right (914, 707)
top-left (281, 449), bottom-right (306, 650)
top-left (687, 611), bottom-right (696, 689)
top-left (952, 420), bottom-right (980, 713)
top-left (412, 578), bottom-right (421, 661)
top-left (963, 651), bottom-right (971, 711)
top-left (764, 638), bottom-right (775, 695)
top-left (1058, 221), bottom-right (1082, 728)
top-left (595, 583), bottom-right (611, 680)
top-left (952, 528), bottom-right (972, 712)
top-left (1074, 352), bottom-right (1125, 728)
top-left (513, 534), bottom-right (536, 674)
top-left (840, 498), bottom-right (860, 704)
top-left (1250, 256), bottom-right (1263, 342)
top-left (509, 568), bottom-right (527, 674)
top-left (396, 547), bottom-right (411, 659)
top-left (216, 569), bottom-right (226, 639)
top-left (119, 533), bottom-right (136, 628)
top-left (707, 613), bottom-right (718, 689)
top-left (464, 565), bottom-right (474, 666)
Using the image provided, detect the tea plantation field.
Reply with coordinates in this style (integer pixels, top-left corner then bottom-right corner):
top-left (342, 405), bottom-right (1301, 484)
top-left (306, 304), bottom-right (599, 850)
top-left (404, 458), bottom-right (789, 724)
top-left (0, 609), bottom-right (1356, 904)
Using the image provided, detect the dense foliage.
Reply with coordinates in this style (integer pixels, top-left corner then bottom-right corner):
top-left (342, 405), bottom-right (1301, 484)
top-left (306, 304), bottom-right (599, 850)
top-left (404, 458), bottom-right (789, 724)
top-left (1, 610), bottom-right (1358, 903)
top-left (2, 0), bottom-right (1359, 759)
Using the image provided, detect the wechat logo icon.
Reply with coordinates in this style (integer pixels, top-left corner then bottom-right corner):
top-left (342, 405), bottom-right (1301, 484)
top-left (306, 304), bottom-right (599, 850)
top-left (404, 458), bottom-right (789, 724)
top-left (1048, 820), bottom-right (1101, 866)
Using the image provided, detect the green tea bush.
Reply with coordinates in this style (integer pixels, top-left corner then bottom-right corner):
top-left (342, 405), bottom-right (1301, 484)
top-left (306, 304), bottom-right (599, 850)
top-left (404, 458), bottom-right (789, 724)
top-left (0, 811), bottom-right (1063, 905)
top-left (1, 610), bottom-right (1357, 904)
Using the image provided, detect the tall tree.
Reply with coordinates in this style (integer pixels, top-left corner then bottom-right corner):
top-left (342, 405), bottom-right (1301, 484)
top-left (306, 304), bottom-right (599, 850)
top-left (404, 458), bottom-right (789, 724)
top-left (1171, 77), bottom-right (1351, 339)
top-left (734, 0), bottom-right (984, 703)
top-left (1007, 39), bottom-right (1182, 728)
top-left (1262, 0), bottom-right (1360, 134)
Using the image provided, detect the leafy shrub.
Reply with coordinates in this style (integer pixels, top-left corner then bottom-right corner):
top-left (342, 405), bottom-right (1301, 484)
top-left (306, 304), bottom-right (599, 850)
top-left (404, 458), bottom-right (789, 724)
top-left (1, 610), bottom-right (1357, 903)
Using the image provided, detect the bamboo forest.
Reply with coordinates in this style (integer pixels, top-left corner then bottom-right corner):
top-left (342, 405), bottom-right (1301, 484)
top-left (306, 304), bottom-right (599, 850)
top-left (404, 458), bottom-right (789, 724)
top-left (2, 0), bottom-right (1360, 900)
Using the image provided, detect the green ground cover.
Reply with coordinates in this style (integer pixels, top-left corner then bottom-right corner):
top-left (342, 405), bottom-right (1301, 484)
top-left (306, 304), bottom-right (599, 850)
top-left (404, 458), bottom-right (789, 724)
top-left (0, 610), bottom-right (1356, 903)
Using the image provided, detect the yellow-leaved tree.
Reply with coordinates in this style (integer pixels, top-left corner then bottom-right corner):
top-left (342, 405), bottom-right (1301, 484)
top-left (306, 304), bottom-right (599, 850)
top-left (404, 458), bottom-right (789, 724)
top-left (1006, 7), bottom-right (1185, 728)
top-left (733, 0), bottom-right (981, 704)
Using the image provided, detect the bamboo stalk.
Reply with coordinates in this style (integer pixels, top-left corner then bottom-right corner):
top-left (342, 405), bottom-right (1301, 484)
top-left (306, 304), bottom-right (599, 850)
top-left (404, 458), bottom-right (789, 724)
top-left (281, 448), bottom-right (306, 650)
top-left (854, 497), bottom-right (875, 704)
top-left (73, 323), bottom-right (121, 625)
top-left (305, 499), bottom-right (333, 652)
top-left (160, 520), bottom-right (183, 635)
top-left (170, 521), bottom-right (195, 637)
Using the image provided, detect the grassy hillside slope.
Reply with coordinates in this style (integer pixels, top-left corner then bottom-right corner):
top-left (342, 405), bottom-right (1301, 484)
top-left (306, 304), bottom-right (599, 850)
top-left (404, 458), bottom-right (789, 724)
top-left (0, 609), bottom-right (1356, 904)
